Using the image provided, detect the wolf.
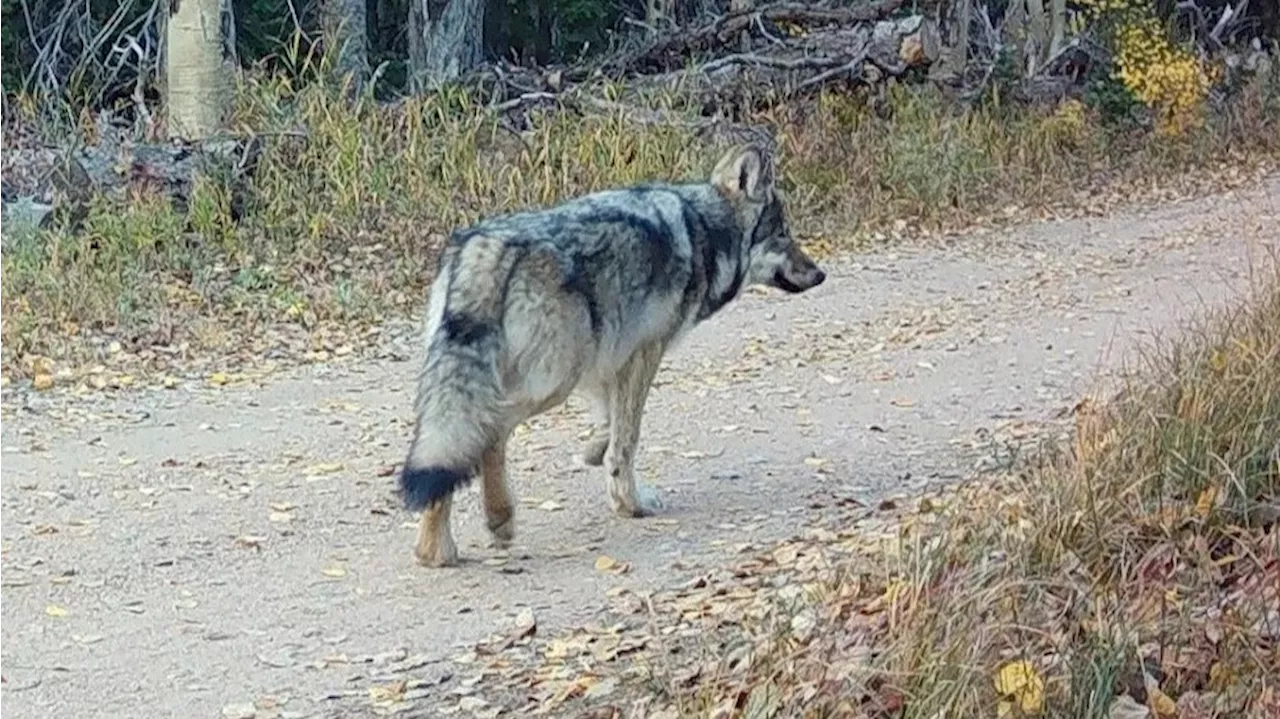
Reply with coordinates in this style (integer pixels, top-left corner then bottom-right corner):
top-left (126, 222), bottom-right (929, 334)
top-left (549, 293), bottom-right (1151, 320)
top-left (399, 143), bottom-right (826, 567)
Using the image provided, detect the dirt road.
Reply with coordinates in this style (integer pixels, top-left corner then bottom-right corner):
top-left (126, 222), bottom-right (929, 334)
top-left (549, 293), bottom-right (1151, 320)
top-left (2, 177), bottom-right (1277, 719)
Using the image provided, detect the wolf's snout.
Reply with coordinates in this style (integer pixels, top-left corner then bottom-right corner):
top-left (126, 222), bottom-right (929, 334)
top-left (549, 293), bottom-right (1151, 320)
top-left (773, 263), bottom-right (826, 294)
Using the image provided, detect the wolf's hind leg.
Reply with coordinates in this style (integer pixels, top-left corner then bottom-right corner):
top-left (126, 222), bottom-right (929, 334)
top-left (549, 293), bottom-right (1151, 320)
top-left (415, 496), bottom-right (459, 567)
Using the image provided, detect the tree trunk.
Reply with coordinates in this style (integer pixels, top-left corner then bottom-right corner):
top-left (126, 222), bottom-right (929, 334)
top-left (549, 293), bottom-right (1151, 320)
top-left (528, 0), bottom-right (552, 65)
top-left (1025, 0), bottom-right (1047, 75)
top-left (1049, 0), bottom-right (1066, 58)
top-left (408, 0), bottom-right (486, 92)
top-left (165, 0), bottom-right (228, 140)
top-left (322, 0), bottom-right (369, 94)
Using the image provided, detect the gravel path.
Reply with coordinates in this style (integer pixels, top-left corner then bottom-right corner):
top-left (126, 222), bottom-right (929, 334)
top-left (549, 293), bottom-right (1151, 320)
top-left (2, 177), bottom-right (1277, 719)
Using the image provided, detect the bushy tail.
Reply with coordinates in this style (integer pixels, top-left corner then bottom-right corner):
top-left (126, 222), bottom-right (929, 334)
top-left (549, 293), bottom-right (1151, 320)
top-left (399, 340), bottom-right (505, 511)
top-left (401, 236), bottom-right (515, 512)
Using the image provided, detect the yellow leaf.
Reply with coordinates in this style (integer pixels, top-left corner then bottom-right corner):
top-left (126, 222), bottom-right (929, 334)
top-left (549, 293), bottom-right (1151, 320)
top-left (322, 566), bottom-right (347, 578)
top-left (45, 604), bottom-right (68, 617)
top-left (208, 372), bottom-right (229, 386)
top-left (594, 555), bottom-right (618, 572)
top-left (994, 660), bottom-right (1045, 715)
top-left (1194, 485), bottom-right (1219, 519)
top-left (306, 462), bottom-right (345, 476)
top-left (33, 373), bottom-right (54, 391)
top-left (1208, 662), bottom-right (1236, 691)
top-left (369, 679), bottom-right (407, 703)
top-left (1148, 686), bottom-right (1176, 717)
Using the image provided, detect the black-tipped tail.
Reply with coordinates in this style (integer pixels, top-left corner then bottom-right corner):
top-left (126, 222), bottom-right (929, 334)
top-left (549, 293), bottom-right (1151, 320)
top-left (400, 465), bottom-right (473, 512)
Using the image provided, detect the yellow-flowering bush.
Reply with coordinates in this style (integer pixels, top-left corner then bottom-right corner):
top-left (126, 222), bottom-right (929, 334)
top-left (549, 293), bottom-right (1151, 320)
top-left (1074, 0), bottom-right (1218, 136)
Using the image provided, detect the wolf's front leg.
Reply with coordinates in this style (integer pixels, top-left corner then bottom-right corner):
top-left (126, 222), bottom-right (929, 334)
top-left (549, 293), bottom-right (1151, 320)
top-left (604, 343), bottom-right (664, 517)
top-left (579, 390), bottom-right (610, 467)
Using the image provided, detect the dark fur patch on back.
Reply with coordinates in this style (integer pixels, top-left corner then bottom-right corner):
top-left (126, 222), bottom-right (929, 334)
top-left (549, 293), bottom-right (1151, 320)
top-left (441, 311), bottom-right (494, 346)
top-left (561, 259), bottom-right (603, 336)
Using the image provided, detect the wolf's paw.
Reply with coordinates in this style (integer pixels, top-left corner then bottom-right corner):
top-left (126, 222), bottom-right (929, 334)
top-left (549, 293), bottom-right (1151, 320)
top-left (612, 483), bottom-right (663, 518)
top-left (487, 516), bottom-right (515, 548)
top-left (414, 536), bottom-right (459, 568)
top-left (635, 483), bottom-right (663, 515)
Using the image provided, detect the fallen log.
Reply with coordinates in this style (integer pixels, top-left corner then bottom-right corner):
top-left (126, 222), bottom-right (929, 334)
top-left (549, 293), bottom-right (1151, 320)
top-left (1, 117), bottom-right (264, 234)
top-left (601, 0), bottom-right (908, 76)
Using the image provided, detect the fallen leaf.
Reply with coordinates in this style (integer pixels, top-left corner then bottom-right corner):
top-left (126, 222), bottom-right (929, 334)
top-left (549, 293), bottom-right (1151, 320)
top-left (790, 610), bottom-right (817, 642)
top-left (594, 555), bottom-right (629, 574)
top-left (1148, 686), bottom-right (1177, 717)
top-left (208, 372), bottom-right (229, 386)
top-left (257, 650), bottom-right (296, 668)
top-left (994, 660), bottom-right (1044, 716)
top-left (306, 462), bottom-right (344, 476)
top-left (222, 702), bottom-right (257, 719)
top-left (32, 373), bottom-right (54, 391)
top-left (322, 566), bottom-right (347, 578)
top-left (514, 607), bottom-right (537, 638)
top-left (744, 682), bottom-right (782, 719)
top-left (369, 679), bottom-right (407, 703)
top-left (45, 604), bottom-right (68, 617)
top-left (1194, 485), bottom-right (1219, 519)
top-left (1108, 695), bottom-right (1151, 719)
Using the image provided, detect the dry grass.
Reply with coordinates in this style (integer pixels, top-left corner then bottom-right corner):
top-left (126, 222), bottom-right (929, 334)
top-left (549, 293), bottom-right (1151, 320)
top-left (2, 64), bottom-right (1279, 378)
top-left (637, 258), bottom-right (1280, 718)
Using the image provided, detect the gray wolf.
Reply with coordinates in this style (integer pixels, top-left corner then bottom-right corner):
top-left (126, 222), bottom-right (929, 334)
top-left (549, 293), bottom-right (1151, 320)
top-left (399, 143), bottom-right (826, 567)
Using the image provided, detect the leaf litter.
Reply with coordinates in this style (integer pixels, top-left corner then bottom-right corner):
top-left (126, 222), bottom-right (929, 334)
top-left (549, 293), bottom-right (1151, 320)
top-left (321, 455), bottom-right (1280, 718)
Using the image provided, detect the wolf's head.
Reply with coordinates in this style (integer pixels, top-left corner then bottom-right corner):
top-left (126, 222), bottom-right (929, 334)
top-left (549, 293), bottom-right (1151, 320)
top-left (711, 144), bottom-right (826, 294)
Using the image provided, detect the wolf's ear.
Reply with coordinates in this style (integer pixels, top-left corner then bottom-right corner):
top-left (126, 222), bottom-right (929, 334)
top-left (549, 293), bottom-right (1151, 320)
top-left (711, 144), bottom-right (770, 201)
